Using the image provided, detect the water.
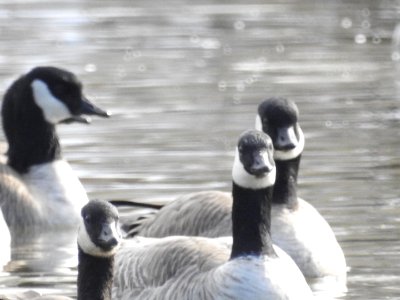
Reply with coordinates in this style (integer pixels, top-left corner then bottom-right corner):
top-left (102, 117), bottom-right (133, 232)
top-left (0, 0), bottom-right (400, 299)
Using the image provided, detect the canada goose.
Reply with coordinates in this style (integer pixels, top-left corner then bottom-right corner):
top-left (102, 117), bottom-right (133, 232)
top-left (125, 98), bottom-right (346, 281)
top-left (77, 199), bottom-right (121, 300)
top-left (0, 199), bottom-right (121, 300)
top-left (112, 130), bottom-right (313, 299)
top-left (0, 66), bottom-right (110, 233)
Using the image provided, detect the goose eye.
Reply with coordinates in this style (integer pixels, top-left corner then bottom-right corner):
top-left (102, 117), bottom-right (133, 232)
top-left (53, 84), bottom-right (68, 95)
top-left (53, 82), bottom-right (78, 99)
top-left (84, 214), bottom-right (92, 224)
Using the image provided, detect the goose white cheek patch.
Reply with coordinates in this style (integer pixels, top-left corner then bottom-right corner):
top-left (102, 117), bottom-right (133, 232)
top-left (78, 219), bottom-right (120, 257)
top-left (254, 114), bottom-right (305, 161)
top-left (31, 79), bottom-right (72, 124)
top-left (232, 148), bottom-right (276, 190)
top-left (274, 125), bottom-right (305, 161)
top-left (255, 114), bottom-right (263, 131)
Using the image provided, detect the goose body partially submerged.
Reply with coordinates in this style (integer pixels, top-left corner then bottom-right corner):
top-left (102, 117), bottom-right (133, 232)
top-left (125, 98), bottom-right (346, 284)
top-left (113, 130), bottom-right (313, 299)
top-left (0, 66), bottom-right (110, 234)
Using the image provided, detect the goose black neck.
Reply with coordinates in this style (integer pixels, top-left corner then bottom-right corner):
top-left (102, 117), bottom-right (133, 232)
top-left (273, 155), bottom-right (300, 209)
top-left (230, 182), bottom-right (276, 259)
top-left (77, 246), bottom-right (114, 300)
top-left (2, 82), bottom-right (61, 174)
top-left (6, 121), bottom-right (61, 174)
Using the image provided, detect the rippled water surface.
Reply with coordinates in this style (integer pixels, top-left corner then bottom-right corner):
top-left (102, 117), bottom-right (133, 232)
top-left (1, 0), bottom-right (400, 299)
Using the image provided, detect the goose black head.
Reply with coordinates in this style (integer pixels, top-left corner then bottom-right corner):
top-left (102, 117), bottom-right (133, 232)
top-left (2, 66), bottom-right (110, 127)
top-left (256, 97), bottom-right (304, 160)
top-left (78, 200), bottom-right (121, 257)
top-left (232, 130), bottom-right (276, 190)
top-left (29, 66), bottom-right (110, 124)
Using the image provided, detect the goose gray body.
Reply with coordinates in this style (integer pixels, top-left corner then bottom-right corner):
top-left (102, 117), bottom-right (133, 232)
top-left (114, 130), bottom-right (313, 299)
top-left (0, 66), bottom-right (109, 233)
top-left (135, 192), bottom-right (346, 279)
top-left (128, 98), bottom-right (346, 282)
top-left (113, 236), bottom-right (312, 300)
top-left (135, 191), bottom-right (232, 238)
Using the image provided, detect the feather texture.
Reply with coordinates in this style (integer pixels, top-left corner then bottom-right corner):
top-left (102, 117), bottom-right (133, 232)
top-left (1, 160), bottom-right (88, 231)
top-left (113, 237), bottom-right (313, 300)
top-left (126, 99), bottom-right (347, 283)
top-left (115, 131), bottom-right (313, 299)
top-left (132, 191), bottom-right (346, 279)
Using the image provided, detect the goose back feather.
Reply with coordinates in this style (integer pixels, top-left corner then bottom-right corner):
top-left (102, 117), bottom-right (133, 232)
top-left (113, 237), bottom-right (312, 300)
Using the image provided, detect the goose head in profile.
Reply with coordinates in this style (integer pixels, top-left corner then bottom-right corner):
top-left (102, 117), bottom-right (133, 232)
top-left (2, 66), bottom-right (110, 173)
top-left (1, 66), bottom-right (110, 231)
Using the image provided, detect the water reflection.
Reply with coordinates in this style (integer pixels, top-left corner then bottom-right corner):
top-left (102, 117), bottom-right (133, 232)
top-left (0, 1), bottom-right (400, 299)
top-left (2, 230), bottom-right (77, 298)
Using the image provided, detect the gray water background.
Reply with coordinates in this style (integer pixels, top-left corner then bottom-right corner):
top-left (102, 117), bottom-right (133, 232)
top-left (0, 0), bottom-right (400, 299)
